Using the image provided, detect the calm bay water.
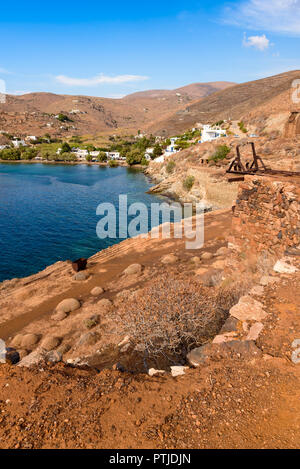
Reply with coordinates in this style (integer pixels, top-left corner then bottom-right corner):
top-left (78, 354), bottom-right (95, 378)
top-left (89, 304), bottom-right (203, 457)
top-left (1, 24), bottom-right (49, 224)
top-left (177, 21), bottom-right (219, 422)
top-left (0, 163), bottom-right (162, 282)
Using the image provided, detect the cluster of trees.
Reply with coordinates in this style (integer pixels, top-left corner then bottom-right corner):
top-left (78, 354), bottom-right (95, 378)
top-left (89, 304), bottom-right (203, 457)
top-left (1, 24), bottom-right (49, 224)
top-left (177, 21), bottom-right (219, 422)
top-left (57, 113), bottom-right (73, 123)
top-left (0, 147), bottom-right (38, 160)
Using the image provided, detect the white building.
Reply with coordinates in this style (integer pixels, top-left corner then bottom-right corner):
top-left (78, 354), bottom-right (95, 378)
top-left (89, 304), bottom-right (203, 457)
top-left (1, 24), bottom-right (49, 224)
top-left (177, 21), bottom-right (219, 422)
top-left (200, 125), bottom-right (227, 143)
top-left (165, 137), bottom-right (178, 154)
top-left (26, 135), bottom-right (37, 142)
top-left (90, 151), bottom-right (100, 158)
top-left (12, 139), bottom-right (27, 148)
top-left (144, 147), bottom-right (154, 161)
top-left (71, 148), bottom-right (89, 160)
top-left (152, 154), bottom-right (165, 163)
top-left (107, 151), bottom-right (122, 160)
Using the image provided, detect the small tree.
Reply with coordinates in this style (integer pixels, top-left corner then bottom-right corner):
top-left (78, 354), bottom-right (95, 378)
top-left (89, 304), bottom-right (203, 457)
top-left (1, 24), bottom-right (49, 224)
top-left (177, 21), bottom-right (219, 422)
top-left (61, 142), bottom-right (71, 153)
top-left (97, 151), bottom-right (107, 162)
top-left (210, 145), bottom-right (231, 162)
top-left (108, 159), bottom-right (119, 167)
top-left (183, 175), bottom-right (195, 191)
top-left (126, 149), bottom-right (143, 166)
top-left (152, 144), bottom-right (163, 159)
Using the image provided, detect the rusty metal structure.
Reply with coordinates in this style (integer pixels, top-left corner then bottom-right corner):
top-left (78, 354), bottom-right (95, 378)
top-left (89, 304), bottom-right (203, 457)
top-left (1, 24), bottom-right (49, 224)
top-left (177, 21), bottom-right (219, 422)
top-left (226, 142), bottom-right (300, 182)
top-left (227, 142), bottom-right (267, 175)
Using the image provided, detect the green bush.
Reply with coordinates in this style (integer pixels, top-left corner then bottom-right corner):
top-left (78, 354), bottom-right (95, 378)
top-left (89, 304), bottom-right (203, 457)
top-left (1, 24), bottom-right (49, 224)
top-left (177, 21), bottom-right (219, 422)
top-left (183, 175), bottom-right (195, 191)
top-left (20, 148), bottom-right (38, 160)
top-left (210, 145), bottom-right (231, 162)
top-left (238, 121), bottom-right (248, 133)
top-left (166, 160), bottom-right (176, 174)
top-left (0, 148), bottom-right (21, 160)
top-left (141, 156), bottom-right (149, 166)
top-left (152, 143), bottom-right (163, 159)
top-left (61, 142), bottom-right (71, 153)
top-left (97, 151), bottom-right (107, 162)
top-left (108, 159), bottom-right (119, 167)
top-left (57, 113), bottom-right (72, 123)
top-left (126, 149), bottom-right (143, 166)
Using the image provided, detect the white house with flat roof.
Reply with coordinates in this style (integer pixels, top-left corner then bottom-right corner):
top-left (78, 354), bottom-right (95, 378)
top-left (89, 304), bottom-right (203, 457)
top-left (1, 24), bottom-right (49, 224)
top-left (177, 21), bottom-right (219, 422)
top-left (165, 137), bottom-right (178, 155)
top-left (200, 125), bottom-right (226, 143)
top-left (12, 139), bottom-right (27, 148)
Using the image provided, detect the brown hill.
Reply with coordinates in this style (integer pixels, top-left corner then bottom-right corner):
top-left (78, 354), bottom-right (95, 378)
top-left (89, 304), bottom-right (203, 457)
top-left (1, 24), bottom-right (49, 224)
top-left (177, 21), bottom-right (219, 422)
top-left (124, 81), bottom-right (235, 100)
top-left (148, 70), bottom-right (300, 136)
top-left (0, 82), bottom-right (234, 138)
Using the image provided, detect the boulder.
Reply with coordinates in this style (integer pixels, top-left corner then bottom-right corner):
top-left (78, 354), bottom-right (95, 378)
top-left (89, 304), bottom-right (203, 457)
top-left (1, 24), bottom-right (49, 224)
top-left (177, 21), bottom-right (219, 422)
top-left (0, 342), bottom-right (20, 365)
top-left (40, 336), bottom-right (61, 351)
top-left (45, 350), bottom-right (62, 363)
top-left (5, 348), bottom-right (20, 365)
top-left (224, 340), bottom-right (263, 358)
top-left (161, 254), bottom-right (178, 265)
top-left (73, 271), bottom-right (89, 281)
top-left (77, 331), bottom-right (100, 347)
top-left (201, 252), bottom-right (213, 261)
top-left (250, 285), bottom-right (265, 296)
top-left (220, 316), bottom-right (241, 334)
top-left (213, 332), bottom-right (238, 344)
top-left (123, 264), bottom-right (142, 275)
top-left (230, 296), bottom-right (267, 321)
top-left (91, 286), bottom-right (104, 296)
top-left (191, 256), bottom-right (201, 264)
top-left (148, 368), bottom-right (166, 377)
top-left (21, 333), bottom-right (40, 348)
top-left (215, 246), bottom-right (228, 257)
top-left (186, 344), bottom-right (213, 367)
top-left (51, 311), bottom-right (67, 321)
top-left (171, 366), bottom-right (188, 377)
top-left (246, 322), bottom-right (264, 341)
top-left (10, 334), bottom-right (23, 348)
top-left (273, 259), bottom-right (298, 274)
top-left (18, 349), bottom-right (45, 368)
top-left (56, 298), bottom-right (80, 314)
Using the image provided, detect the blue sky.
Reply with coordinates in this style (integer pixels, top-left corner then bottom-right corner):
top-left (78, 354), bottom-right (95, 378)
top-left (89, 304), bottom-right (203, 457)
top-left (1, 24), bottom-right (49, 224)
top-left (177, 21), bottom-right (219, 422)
top-left (0, 0), bottom-right (299, 97)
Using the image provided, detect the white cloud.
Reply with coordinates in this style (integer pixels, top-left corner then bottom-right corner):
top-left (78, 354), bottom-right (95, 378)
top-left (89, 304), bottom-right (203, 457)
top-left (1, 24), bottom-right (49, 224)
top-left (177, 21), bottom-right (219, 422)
top-left (243, 33), bottom-right (270, 50)
top-left (224, 0), bottom-right (300, 35)
top-left (55, 74), bottom-right (149, 87)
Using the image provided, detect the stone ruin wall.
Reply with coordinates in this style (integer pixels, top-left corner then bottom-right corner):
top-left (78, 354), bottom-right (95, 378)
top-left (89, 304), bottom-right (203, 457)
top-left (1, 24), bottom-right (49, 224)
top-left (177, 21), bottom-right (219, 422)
top-left (229, 176), bottom-right (300, 270)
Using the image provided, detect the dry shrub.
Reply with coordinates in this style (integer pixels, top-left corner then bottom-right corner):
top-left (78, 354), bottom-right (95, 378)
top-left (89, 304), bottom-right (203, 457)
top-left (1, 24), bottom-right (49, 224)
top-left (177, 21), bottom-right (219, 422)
top-left (114, 276), bottom-right (246, 369)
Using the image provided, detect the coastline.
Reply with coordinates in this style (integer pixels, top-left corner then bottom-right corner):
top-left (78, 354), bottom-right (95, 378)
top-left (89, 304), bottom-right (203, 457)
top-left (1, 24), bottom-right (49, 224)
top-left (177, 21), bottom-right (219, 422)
top-left (0, 159), bottom-right (130, 167)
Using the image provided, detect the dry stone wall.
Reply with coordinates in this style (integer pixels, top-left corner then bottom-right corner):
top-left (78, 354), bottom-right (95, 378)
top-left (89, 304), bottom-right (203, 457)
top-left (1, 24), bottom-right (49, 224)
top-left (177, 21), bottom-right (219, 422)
top-left (229, 175), bottom-right (300, 266)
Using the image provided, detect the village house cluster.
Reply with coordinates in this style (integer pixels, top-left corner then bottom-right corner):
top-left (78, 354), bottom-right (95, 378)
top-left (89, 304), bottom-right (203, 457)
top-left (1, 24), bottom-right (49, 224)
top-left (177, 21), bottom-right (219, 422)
top-left (0, 120), bottom-right (231, 163)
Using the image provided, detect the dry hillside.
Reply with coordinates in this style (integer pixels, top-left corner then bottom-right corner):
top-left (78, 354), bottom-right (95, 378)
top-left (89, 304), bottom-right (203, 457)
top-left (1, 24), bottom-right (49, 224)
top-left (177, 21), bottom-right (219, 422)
top-left (148, 70), bottom-right (300, 136)
top-left (0, 82), bottom-right (234, 138)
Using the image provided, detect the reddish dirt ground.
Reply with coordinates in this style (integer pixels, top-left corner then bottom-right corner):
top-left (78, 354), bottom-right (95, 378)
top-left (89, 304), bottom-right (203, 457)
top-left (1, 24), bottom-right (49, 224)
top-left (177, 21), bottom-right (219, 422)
top-left (0, 211), bottom-right (299, 449)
